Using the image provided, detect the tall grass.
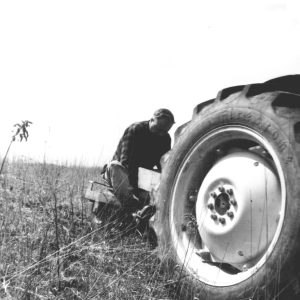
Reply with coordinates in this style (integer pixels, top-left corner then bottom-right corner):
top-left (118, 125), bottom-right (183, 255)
top-left (0, 159), bottom-right (176, 299)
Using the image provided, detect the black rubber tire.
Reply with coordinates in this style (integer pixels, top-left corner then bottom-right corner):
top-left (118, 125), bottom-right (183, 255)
top-left (153, 81), bottom-right (300, 300)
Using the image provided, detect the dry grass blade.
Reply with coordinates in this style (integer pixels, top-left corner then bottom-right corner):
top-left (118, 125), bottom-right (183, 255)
top-left (0, 159), bottom-right (175, 300)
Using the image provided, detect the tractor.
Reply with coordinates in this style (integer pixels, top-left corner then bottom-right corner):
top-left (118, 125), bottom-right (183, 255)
top-left (86, 75), bottom-right (300, 300)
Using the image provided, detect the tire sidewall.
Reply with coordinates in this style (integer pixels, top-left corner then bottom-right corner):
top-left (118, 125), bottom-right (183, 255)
top-left (158, 105), bottom-right (300, 299)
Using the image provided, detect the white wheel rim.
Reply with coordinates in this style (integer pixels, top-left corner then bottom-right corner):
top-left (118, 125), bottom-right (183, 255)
top-left (169, 126), bottom-right (286, 286)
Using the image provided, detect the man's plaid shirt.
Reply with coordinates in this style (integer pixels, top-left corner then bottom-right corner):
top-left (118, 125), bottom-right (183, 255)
top-left (112, 120), bottom-right (171, 188)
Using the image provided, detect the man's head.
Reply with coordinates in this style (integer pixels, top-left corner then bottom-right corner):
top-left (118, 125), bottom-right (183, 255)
top-left (149, 108), bottom-right (175, 136)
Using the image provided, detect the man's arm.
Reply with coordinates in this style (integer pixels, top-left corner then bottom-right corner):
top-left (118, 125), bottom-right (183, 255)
top-left (119, 125), bottom-right (136, 169)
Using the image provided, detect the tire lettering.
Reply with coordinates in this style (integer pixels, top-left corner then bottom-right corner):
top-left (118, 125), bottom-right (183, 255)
top-left (285, 156), bottom-right (293, 164)
top-left (236, 111), bottom-right (244, 120)
top-left (218, 110), bottom-right (287, 153)
top-left (245, 112), bottom-right (252, 121)
top-left (233, 110), bottom-right (252, 122)
top-left (263, 123), bottom-right (271, 132)
top-left (271, 130), bottom-right (279, 140)
top-left (221, 110), bottom-right (230, 122)
top-left (234, 110), bottom-right (289, 154)
top-left (278, 141), bottom-right (288, 152)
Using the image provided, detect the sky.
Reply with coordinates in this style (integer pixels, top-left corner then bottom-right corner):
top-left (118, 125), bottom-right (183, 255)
top-left (0, 0), bottom-right (300, 166)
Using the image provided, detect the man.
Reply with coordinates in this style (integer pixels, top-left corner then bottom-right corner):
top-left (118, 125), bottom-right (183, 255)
top-left (102, 108), bottom-right (175, 216)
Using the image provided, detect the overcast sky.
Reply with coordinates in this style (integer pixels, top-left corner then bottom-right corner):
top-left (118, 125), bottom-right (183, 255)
top-left (0, 0), bottom-right (300, 166)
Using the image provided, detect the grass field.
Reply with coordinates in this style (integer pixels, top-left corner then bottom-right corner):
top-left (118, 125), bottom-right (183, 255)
top-left (0, 159), bottom-right (177, 300)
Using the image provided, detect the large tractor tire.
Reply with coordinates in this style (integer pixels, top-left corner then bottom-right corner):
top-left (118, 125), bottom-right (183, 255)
top-left (152, 75), bottom-right (300, 299)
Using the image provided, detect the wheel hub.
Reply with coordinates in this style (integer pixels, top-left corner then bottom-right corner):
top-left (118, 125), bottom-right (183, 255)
top-left (214, 190), bottom-right (231, 215)
top-left (196, 150), bottom-right (281, 269)
top-left (208, 185), bottom-right (237, 223)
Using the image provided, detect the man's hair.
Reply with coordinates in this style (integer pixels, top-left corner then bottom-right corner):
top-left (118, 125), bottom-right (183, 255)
top-left (153, 108), bottom-right (175, 124)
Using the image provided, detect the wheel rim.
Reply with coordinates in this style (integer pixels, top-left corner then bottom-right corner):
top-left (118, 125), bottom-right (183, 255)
top-left (169, 125), bottom-right (286, 286)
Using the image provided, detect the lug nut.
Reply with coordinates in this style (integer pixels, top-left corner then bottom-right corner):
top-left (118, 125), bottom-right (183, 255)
top-left (219, 217), bottom-right (226, 224)
top-left (227, 211), bottom-right (234, 218)
top-left (227, 188), bottom-right (233, 195)
top-left (189, 195), bottom-right (197, 202)
top-left (207, 203), bottom-right (214, 210)
top-left (216, 148), bottom-right (224, 156)
top-left (210, 192), bottom-right (217, 199)
top-left (254, 161), bottom-right (259, 166)
top-left (242, 264), bottom-right (249, 272)
top-left (210, 214), bottom-right (217, 221)
top-left (218, 186), bottom-right (225, 192)
top-left (230, 199), bottom-right (237, 206)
